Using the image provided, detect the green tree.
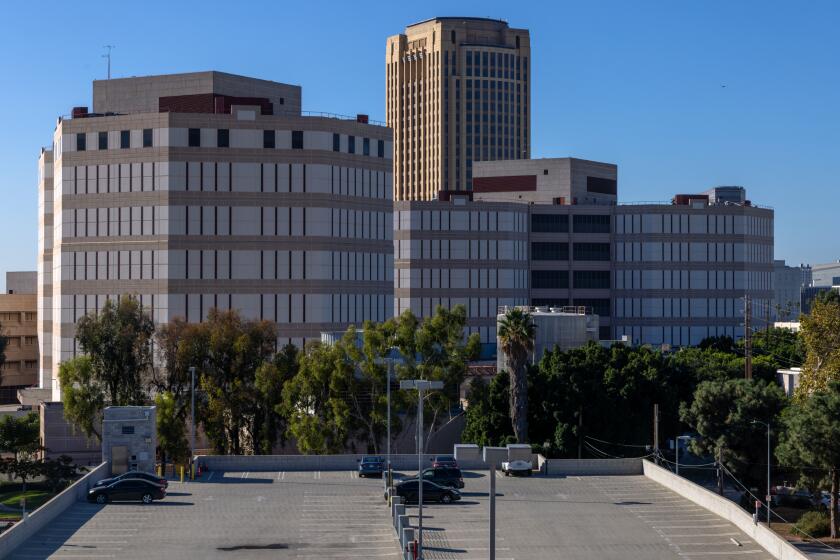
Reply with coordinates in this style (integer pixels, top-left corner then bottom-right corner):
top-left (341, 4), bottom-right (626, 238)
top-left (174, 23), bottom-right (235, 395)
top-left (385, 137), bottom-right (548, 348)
top-left (74, 295), bottom-right (154, 405)
top-left (42, 456), bottom-right (85, 493)
top-left (797, 298), bottom-right (840, 395)
top-left (777, 381), bottom-right (840, 538)
top-left (462, 373), bottom-right (514, 447)
top-left (156, 391), bottom-right (188, 472)
top-left (0, 412), bottom-right (41, 462)
top-left (680, 378), bottom-right (787, 486)
top-left (281, 341), bottom-right (350, 454)
top-left (152, 318), bottom-right (208, 410)
top-left (58, 356), bottom-right (104, 441)
top-left (254, 344), bottom-right (299, 454)
top-left (497, 308), bottom-right (536, 443)
top-left (392, 306), bottom-right (480, 451)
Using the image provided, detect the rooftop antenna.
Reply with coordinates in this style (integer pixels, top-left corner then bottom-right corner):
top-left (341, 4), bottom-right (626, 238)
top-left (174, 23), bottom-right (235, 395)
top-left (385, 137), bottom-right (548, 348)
top-left (102, 45), bottom-right (115, 79)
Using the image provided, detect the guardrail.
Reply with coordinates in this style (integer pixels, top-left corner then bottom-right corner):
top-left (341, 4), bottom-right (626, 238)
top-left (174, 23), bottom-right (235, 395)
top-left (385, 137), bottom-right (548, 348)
top-left (195, 453), bottom-right (489, 472)
top-left (0, 462), bottom-right (109, 557)
top-left (643, 459), bottom-right (809, 560)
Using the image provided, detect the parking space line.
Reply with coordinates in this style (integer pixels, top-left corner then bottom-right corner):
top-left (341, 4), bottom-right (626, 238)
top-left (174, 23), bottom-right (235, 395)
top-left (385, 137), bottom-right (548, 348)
top-left (207, 471), bottom-right (215, 481)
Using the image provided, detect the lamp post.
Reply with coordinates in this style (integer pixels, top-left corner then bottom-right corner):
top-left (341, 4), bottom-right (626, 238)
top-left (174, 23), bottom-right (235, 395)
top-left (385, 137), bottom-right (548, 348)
top-left (400, 379), bottom-right (444, 560)
top-left (675, 435), bottom-right (691, 476)
top-left (752, 420), bottom-right (772, 526)
top-left (189, 366), bottom-right (196, 478)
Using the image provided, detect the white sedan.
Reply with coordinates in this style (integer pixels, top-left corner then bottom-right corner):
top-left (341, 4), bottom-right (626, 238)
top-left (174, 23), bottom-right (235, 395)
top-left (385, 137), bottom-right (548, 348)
top-left (501, 460), bottom-right (533, 476)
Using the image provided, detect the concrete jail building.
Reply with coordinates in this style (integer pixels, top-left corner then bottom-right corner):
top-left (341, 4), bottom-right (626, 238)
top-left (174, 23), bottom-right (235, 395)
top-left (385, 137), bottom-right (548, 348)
top-left (37, 72), bottom-right (393, 401)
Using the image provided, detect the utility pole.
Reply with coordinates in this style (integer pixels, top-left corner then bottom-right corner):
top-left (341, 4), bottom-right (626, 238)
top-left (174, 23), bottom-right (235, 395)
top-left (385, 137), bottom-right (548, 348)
top-left (189, 366), bottom-right (196, 478)
top-left (386, 359), bottom-right (392, 471)
top-left (400, 379), bottom-right (443, 560)
top-left (653, 404), bottom-right (660, 464)
top-left (102, 45), bottom-right (115, 79)
top-left (744, 295), bottom-right (752, 380)
top-left (489, 463), bottom-right (496, 560)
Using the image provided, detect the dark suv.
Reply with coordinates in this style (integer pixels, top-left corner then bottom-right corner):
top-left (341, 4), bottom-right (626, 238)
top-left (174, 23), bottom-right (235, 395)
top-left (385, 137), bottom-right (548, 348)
top-left (406, 467), bottom-right (464, 489)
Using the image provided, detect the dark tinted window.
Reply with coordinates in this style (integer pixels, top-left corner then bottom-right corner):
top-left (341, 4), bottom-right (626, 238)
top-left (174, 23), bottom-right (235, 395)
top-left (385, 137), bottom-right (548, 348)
top-left (599, 326), bottom-right (612, 340)
top-left (573, 271), bottom-right (610, 289)
top-left (120, 130), bottom-right (130, 149)
top-left (532, 242), bottom-right (568, 261)
top-left (575, 298), bottom-right (611, 316)
top-left (378, 139), bottom-right (385, 158)
top-left (363, 138), bottom-right (370, 156)
top-left (573, 215), bottom-right (610, 233)
top-left (573, 243), bottom-right (610, 261)
top-left (217, 129), bottom-right (229, 148)
top-left (188, 128), bottom-right (200, 147)
top-left (76, 133), bottom-right (86, 151)
top-left (98, 131), bottom-right (108, 150)
top-left (292, 130), bottom-right (304, 149)
top-left (121, 425), bottom-right (135, 435)
top-left (532, 270), bottom-right (569, 289)
top-left (142, 128), bottom-right (153, 148)
top-left (531, 214), bottom-right (568, 233)
top-left (587, 176), bottom-right (617, 195)
top-left (532, 298), bottom-right (569, 308)
top-left (348, 136), bottom-right (355, 154)
top-left (263, 130), bottom-right (275, 149)
top-left (333, 133), bottom-right (340, 152)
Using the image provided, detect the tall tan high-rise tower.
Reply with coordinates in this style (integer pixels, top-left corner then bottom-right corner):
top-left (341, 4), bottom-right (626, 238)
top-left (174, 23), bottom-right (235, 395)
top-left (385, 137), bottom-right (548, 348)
top-left (387, 17), bottom-right (531, 200)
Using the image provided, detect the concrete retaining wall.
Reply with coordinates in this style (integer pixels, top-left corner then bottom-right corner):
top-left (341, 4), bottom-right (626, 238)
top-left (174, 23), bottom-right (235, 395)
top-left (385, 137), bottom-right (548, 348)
top-left (195, 454), bottom-right (489, 472)
top-left (543, 457), bottom-right (643, 476)
top-left (643, 460), bottom-right (809, 560)
top-left (0, 462), bottom-right (109, 557)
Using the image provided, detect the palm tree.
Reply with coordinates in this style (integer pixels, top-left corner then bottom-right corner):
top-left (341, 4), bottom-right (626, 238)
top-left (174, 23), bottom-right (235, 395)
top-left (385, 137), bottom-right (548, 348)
top-left (497, 308), bottom-right (536, 443)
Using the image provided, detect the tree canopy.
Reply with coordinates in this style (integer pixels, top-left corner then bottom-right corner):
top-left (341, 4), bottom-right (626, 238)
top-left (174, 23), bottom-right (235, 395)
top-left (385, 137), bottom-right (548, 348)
top-left (797, 298), bottom-right (840, 395)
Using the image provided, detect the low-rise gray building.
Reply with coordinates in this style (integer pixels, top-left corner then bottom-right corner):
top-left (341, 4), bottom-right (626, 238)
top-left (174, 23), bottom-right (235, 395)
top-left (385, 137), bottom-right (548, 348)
top-left (102, 406), bottom-right (156, 474)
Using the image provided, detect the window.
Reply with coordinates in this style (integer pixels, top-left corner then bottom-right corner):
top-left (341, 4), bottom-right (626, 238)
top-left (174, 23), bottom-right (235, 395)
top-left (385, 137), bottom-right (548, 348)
top-left (217, 128), bottom-right (229, 148)
top-left (532, 242), bottom-right (568, 261)
top-left (363, 138), bottom-right (370, 156)
top-left (586, 176), bottom-right (617, 195)
top-left (573, 215), bottom-right (611, 233)
top-left (532, 298), bottom-right (568, 308)
top-left (120, 130), bottom-right (130, 149)
top-left (188, 128), bottom-right (201, 147)
top-left (142, 128), bottom-right (153, 148)
top-left (97, 131), bottom-right (107, 150)
top-left (531, 214), bottom-right (568, 233)
top-left (333, 133), bottom-right (340, 152)
top-left (573, 270), bottom-right (610, 289)
top-left (121, 425), bottom-right (135, 435)
top-left (348, 136), bottom-right (355, 154)
top-left (76, 133), bottom-right (86, 151)
top-left (263, 130), bottom-right (275, 149)
top-left (378, 139), bottom-right (385, 158)
top-left (574, 298), bottom-right (611, 317)
top-left (292, 130), bottom-right (304, 149)
top-left (573, 243), bottom-right (610, 261)
top-left (531, 270), bottom-right (569, 289)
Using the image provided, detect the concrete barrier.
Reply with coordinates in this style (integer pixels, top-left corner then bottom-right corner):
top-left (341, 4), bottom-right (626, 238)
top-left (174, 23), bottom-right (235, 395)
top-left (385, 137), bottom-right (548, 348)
top-left (195, 453), bottom-right (488, 472)
top-left (542, 457), bottom-right (642, 476)
top-left (0, 462), bottom-right (109, 557)
top-left (643, 460), bottom-right (809, 560)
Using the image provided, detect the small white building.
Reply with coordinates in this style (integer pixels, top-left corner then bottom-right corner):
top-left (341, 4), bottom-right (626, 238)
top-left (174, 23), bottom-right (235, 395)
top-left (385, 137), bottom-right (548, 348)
top-left (777, 367), bottom-right (801, 397)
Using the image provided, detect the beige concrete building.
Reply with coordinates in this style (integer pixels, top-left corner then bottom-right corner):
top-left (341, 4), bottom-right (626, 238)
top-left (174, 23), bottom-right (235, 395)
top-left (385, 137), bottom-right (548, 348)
top-left (0, 272), bottom-right (39, 403)
top-left (38, 71), bottom-right (393, 401)
top-left (387, 17), bottom-right (530, 200)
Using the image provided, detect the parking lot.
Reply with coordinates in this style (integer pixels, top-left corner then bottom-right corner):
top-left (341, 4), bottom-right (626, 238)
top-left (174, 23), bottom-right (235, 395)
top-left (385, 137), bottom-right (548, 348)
top-left (405, 471), bottom-right (774, 560)
top-left (9, 470), bottom-right (400, 559)
top-left (9, 469), bottom-right (776, 560)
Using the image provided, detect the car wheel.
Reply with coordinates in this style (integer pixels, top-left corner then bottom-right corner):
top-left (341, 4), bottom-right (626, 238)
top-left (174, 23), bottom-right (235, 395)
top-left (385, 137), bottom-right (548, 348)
top-left (141, 493), bottom-right (153, 504)
top-left (95, 494), bottom-right (107, 504)
top-left (441, 493), bottom-right (453, 504)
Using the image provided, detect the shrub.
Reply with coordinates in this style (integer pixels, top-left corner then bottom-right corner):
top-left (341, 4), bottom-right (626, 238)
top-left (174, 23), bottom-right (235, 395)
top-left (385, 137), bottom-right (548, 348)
top-left (793, 511), bottom-right (830, 538)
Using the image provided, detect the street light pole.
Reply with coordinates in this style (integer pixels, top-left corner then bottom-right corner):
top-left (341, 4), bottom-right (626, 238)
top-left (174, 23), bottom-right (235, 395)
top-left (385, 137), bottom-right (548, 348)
top-left (401, 379), bottom-right (443, 560)
top-left (753, 420), bottom-right (771, 526)
top-left (189, 366), bottom-right (196, 477)
top-left (386, 359), bottom-right (392, 471)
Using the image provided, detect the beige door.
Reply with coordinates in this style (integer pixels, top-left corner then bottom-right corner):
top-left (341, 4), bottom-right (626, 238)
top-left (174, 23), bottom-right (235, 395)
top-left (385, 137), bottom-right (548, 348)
top-left (112, 446), bottom-right (129, 474)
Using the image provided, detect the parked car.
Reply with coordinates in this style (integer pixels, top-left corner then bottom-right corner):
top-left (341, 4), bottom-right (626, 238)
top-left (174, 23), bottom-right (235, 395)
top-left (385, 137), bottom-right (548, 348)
top-left (501, 460), bottom-right (533, 477)
top-left (404, 467), bottom-right (465, 489)
top-left (393, 479), bottom-right (461, 504)
top-left (819, 491), bottom-right (840, 512)
top-left (431, 455), bottom-right (458, 468)
top-left (358, 456), bottom-right (385, 478)
top-left (770, 486), bottom-right (816, 509)
top-left (88, 478), bottom-right (166, 504)
top-left (94, 470), bottom-right (168, 489)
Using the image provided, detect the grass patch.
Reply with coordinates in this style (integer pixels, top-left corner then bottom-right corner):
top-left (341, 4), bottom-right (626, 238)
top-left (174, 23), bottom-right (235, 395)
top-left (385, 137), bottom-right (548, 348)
top-left (0, 512), bottom-right (21, 521)
top-left (0, 490), bottom-right (54, 511)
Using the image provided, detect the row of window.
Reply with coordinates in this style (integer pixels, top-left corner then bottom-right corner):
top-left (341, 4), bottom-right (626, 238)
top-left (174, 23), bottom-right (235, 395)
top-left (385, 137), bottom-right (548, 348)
top-left (531, 270), bottom-right (611, 290)
top-left (531, 214), bottom-right (611, 234)
top-left (531, 242), bottom-right (611, 261)
top-left (615, 212), bottom-right (772, 237)
top-left (77, 130), bottom-right (153, 151)
top-left (0, 312), bottom-right (36, 322)
top-left (615, 241), bottom-right (773, 264)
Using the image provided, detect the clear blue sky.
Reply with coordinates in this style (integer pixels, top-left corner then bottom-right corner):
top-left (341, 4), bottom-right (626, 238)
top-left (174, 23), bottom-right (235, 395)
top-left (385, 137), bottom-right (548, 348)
top-left (1, 0), bottom-right (837, 291)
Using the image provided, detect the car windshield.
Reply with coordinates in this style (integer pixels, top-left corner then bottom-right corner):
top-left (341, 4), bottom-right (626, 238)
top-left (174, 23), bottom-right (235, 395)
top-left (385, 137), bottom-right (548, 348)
top-left (362, 457), bottom-right (382, 463)
top-left (435, 456), bottom-right (455, 462)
